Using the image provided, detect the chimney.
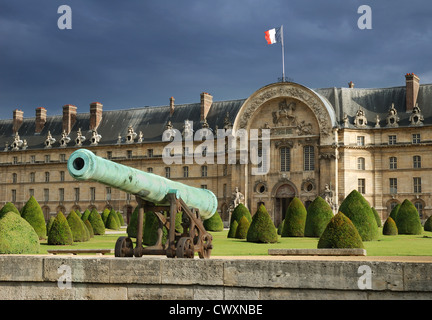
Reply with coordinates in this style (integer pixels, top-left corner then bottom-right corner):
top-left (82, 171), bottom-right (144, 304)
top-left (62, 104), bottom-right (77, 134)
top-left (170, 97), bottom-right (175, 116)
top-left (348, 81), bottom-right (355, 89)
top-left (405, 73), bottom-right (420, 112)
top-left (35, 107), bottom-right (47, 133)
top-left (89, 102), bottom-right (103, 130)
top-left (200, 92), bottom-right (213, 121)
top-left (13, 109), bottom-right (24, 134)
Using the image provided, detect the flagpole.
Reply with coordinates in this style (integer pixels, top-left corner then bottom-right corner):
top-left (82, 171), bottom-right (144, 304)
top-left (281, 25), bottom-right (285, 81)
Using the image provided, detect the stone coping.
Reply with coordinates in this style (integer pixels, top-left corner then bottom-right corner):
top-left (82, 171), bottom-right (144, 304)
top-left (268, 248), bottom-right (367, 256)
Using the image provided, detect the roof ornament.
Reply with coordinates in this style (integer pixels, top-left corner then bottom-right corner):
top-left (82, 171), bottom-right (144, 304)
top-left (163, 120), bottom-right (176, 142)
top-left (75, 128), bottom-right (86, 146)
top-left (59, 130), bottom-right (71, 148)
top-left (409, 103), bottom-right (424, 126)
top-left (4, 142), bottom-right (9, 151)
top-left (386, 103), bottom-right (399, 127)
top-left (11, 132), bottom-right (23, 151)
top-left (182, 120), bottom-right (194, 140)
top-left (353, 107), bottom-right (367, 128)
top-left (44, 131), bottom-right (56, 148)
top-left (138, 131), bottom-right (144, 143)
top-left (117, 133), bottom-right (122, 144)
top-left (90, 129), bottom-right (102, 145)
top-left (224, 112), bottom-right (233, 129)
top-left (374, 114), bottom-right (381, 128)
top-left (126, 126), bottom-right (137, 144)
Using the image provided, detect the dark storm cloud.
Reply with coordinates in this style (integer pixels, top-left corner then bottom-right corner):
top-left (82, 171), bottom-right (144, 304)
top-left (1, 0), bottom-right (432, 119)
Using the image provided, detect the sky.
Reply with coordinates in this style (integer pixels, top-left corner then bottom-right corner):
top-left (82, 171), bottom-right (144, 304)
top-left (1, 0), bottom-right (432, 119)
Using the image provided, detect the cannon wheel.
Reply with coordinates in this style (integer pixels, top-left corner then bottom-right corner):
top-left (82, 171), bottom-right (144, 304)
top-left (176, 237), bottom-right (194, 258)
top-left (115, 236), bottom-right (134, 257)
top-left (198, 233), bottom-right (213, 259)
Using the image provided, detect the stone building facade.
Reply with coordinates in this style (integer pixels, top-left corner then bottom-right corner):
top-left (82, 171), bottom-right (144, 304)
top-left (0, 73), bottom-right (430, 225)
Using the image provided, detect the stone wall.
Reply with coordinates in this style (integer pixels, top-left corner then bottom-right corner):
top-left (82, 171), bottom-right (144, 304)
top-left (0, 255), bottom-right (431, 300)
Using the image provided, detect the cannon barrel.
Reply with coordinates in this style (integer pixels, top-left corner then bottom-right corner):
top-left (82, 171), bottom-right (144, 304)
top-left (67, 149), bottom-right (217, 220)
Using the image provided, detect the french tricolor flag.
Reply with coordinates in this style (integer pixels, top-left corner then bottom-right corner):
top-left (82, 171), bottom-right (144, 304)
top-left (265, 27), bottom-right (282, 44)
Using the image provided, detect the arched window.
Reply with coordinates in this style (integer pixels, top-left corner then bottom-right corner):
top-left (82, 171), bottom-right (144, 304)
top-left (304, 146), bottom-right (315, 171)
top-left (414, 201), bottom-right (423, 219)
top-left (280, 147), bottom-right (290, 172)
top-left (357, 157), bottom-right (365, 170)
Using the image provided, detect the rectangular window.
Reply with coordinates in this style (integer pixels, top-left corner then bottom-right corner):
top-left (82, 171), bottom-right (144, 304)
top-left (412, 134), bottom-right (421, 144)
top-left (183, 166), bottom-right (189, 178)
top-left (90, 187), bottom-right (96, 201)
top-left (60, 154), bottom-right (66, 162)
top-left (201, 165), bottom-right (208, 177)
top-left (389, 157), bottom-right (397, 170)
top-left (45, 172), bottom-right (50, 182)
top-left (388, 135), bottom-right (397, 145)
top-left (74, 188), bottom-right (80, 202)
top-left (165, 167), bottom-right (171, 178)
top-left (106, 187), bottom-right (111, 201)
top-left (44, 188), bottom-right (49, 202)
top-left (30, 155), bottom-right (36, 164)
top-left (107, 151), bottom-right (112, 159)
top-left (147, 149), bottom-right (153, 157)
top-left (11, 189), bottom-right (17, 203)
top-left (59, 188), bottom-right (64, 202)
top-left (413, 156), bottom-right (421, 169)
top-left (304, 146), bottom-right (315, 171)
top-left (357, 157), bottom-right (365, 170)
top-left (414, 177), bottom-right (422, 193)
top-left (201, 185), bottom-right (207, 189)
top-left (147, 167), bottom-right (153, 173)
top-left (358, 179), bottom-right (366, 194)
top-left (29, 189), bottom-right (34, 198)
top-left (389, 178), bottom-right (397, 194)
top-left (12, 173), bottom-right (17, 184)
top-left (357, 136), bottom-right (365, 146)
top-left (127, 150), bottom-right (132, 159)
top-left (30, 172), bottom-right (35, 183)
top-left (60, 171), bottom-right (65, 182)
top-left (280, 147), bottom-right (290, 172)
top-left (45, 155), bottom-right (50, 163)
top-left (13, 156), bottom-right (18, 165)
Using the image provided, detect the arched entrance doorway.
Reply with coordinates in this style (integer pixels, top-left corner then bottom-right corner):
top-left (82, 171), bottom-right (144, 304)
top-left (274, 183), bottom-right (296, 226)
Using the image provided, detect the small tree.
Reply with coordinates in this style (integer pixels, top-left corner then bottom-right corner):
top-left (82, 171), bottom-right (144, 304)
top-left (21, 196), bottom-right (47, 240)
top-left (382, 217), bottom-right (398, 235)
top-left (0, 202), bottom-right (20, 218)
top-left (0, 212), bottom-right (40, 254)
top-left (88, 209), bottom-right (105, 235)
top-left (246, 204), bottom-right (278, 243)
top-left (66, 210), bottom-right (87, 242)
top-left (304, 196), bottom-right (333, 237)
top-left (204, 212), bottom-right (224, 232)
top-left (235, 215), bottom-right (250, 239)
top-left (47, 212), bottom-right (73, 245)
top-left (338, 190), bottom-right (378, 241)
top-left (318, 212), bottom-right (364, 249)
top-left (395, 199), bottom-right (422, 235)
top-left (282, 197), bottom-right (307, 237)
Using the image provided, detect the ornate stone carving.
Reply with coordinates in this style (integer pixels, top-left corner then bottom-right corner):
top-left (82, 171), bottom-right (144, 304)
top-left (75, 128), bottom-right (86, 146)
top-left (296, 120), bottom-right (313, 135)
top-left (11, 132), bottom-right (23, 151)
top-left (59, 130), bottom-right (71, 148)
top-left (230, 187), bottom-right (245, 210)
top-left (90, 130), bottom-right (102, 145)
top-left (386, 103), bottom-right (399, 127)
top-left (375, 114), bottom-right (381, 128)
top-left (409, 104), bottom-right (424, 126)
top-left (272, 100), bottom-right (296, 126)
top-left (44, 131), bottom-right (56, 148)
top-left (353, 108), bottom-right (367, 128)
top-left (126, 126), bottom-right (137, 143)
top-left (322, 184), bottom-right (336, 211)
top-left (237, 84), bottom-right (332, 137)
top-left (275, 139), bottom-right (294, 149)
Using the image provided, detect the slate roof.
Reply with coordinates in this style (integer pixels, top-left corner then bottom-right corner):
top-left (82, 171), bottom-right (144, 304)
top-left (2, 82), bottom-right (432, 150)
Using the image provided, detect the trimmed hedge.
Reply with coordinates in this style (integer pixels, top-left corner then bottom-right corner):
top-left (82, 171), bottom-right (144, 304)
top-left (0, 202), bottom-right (20, 218)
top-left (204, 212), bottom-right (224, 232)
top-left (21, 196), bottom-right (47, 240)
top-left (106, 210), bottom-right (120, 230)
top-left (281, 197), bottom-right (307, 237)
top-left (88, 209), bottom-right (105, 235)
top-left (424, 215), bottom-right (432, 232)
top-left (389, 204), bottom-right (400, 221)
top-left (338, 190), bottom-right (378, 241)
top-left (101, 208), bottom-right (110, 226)
top-left (227, 220), bottom-right (238, 238)
top-left (317, 212), bottom-right (364, 249)
top-left (0, 212), bottom-right (40, 254)
top-left (371, 207), bottom-right (382, 227)
top-left (304, 196), bottom-right (334, 237)
top-left (228, 204), bottom-right (251, 238)
top-left (84, 219), bottom-right (94, 238)
top-left (395, 199), bottom-right (422, 235)
top-left (246, 204), bottom-right (278, 243)
top-left (47, 212), bottom-right (73, 245)
top-left (46, 216), bottom-right (55, 234)
top-left (235, 215), bottom-right (250, 239)
top-left (383, 217), bottom-right (398, 235)
top-left (81, 209), bottom-right (91, 222)
top-left (66, 210), bottom-right (87, 242)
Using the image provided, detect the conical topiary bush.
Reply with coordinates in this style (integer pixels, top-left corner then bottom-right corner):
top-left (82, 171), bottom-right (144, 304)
top-left (88, 209), bottom-right (105, 235)
top-left (281, 197), bottom-right (307, 237)
top-left (338, 190), bottom-right (378, 241)
top-left (0, 212), bottom-right (40, 254)
top-left (127, 206), bottom-right (143, 238)
top-left (424, 215), bottom-right (432, 232)
top-left (246, 204), bottom-right (278, 243)
top-left (106, 210), bottom-right (120, 230)
top-left (395, 199), bottom-right (422, 235)
top-left (235, 215), bottom-right (250, 239)
top-left (47, 212), bottom-right (73, 245)
top-left (204, 212), bottom-right (224, 232)
top-left (81, 209), bottom-right (91, 222)
top-left (304, 196), bottom-right (334, 237)
top-left (389, 204), bottom-right (400, 221)
top-left (84, 219), bottom-right (94, 238)
top-left (116, 211), bottom-right (125, 226)
top-left (317, 212), bottom-right (364, 249)
top-left (101, 208), bottom-right (110, 226)
top-left (46, 216), bottom-right (55, 234)
top-left (66, 210), bottom-right (87, 242)
top-left (0, 202), bottom-right (20, 218)
top-left (227, 220), bottom-right (238, 238)
top-left (228, 204), bottom-right (251, 238)
top-left (371, 207), bottom-right (382, 228)
top-left (21, 196), bottom-right (47, 240)
top-left (383, 217), bottom-right (398, 235)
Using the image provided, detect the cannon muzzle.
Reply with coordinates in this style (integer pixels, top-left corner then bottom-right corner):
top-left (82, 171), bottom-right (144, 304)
top-left (67, 149), bottom-right (217, 220)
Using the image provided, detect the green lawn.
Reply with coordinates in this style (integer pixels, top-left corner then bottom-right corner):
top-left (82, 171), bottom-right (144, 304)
top-left (38, 227), bottom-right (432, 257)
